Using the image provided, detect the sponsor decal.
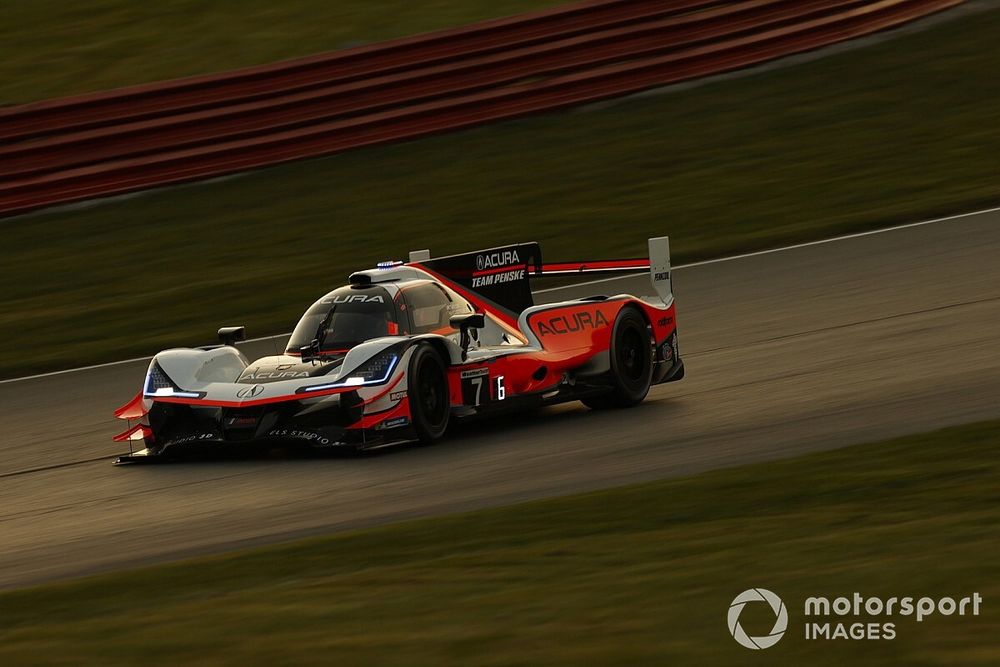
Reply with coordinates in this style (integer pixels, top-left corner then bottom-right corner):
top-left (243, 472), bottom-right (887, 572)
top-left (476, 249), bottom-right (520, 272)
top-left (226, 416), bottom-right (258, 428)
top-left (727, 588), bottom-right (984, 649)
top-left (326, 294), bottom-right (385, 303)
top-left (378, 416), bottom-right (410, 429)
top-left (242, 369), bottom-right (310, 380)
top-left (657, 316), bottom-right (673, 327)
top-left (460, 368), bottom-right (490, 379)
top-left (390, 391), bottom-right (407, 402)
top-left (654, 271), bottom-right (670, 282)
top-left (167, 432), bottom-right (218, 445)
top-left (266, 428), bottom-right (333, 446)
top-left (236, 384), bottom-right (266, 398)
top-left (472, 268), bottom-right (525, 288)
top-left (535, 310), bottom-right (609, 337)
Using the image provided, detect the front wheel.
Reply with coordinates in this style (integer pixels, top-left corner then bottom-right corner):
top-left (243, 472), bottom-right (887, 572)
top-left (408, 344), bottom-right (450, 443)
top-left (583, 307), bottom-right (653, 409)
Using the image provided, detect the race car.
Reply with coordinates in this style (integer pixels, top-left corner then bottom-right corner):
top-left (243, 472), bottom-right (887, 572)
top-left (113, 238), bottom-right (683, 463)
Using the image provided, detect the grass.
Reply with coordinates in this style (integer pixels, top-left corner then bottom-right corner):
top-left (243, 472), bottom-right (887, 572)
top-left (4, 7), bottom-right (1000, 378)
top-left (0, 0), bottom-right (560, 104)
top-left (1, 421), bottom-right (997, 665)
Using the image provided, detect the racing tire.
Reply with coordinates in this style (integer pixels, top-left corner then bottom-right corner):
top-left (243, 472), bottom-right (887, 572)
top-left (583, 307), bottom-right (653, 409)
top-left (408, 344), bottom-right (450, 443)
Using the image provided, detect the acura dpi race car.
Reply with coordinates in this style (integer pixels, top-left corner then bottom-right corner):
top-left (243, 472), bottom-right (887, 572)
top-left (113, 238), bottom-right (683, 463)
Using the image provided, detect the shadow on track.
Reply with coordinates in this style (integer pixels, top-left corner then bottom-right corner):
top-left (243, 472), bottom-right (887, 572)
top-left (115, 398), bottom-right (682, 468)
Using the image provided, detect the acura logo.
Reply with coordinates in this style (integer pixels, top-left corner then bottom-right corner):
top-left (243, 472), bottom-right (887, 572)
top-left (236, 385), bottom-right (265, 398)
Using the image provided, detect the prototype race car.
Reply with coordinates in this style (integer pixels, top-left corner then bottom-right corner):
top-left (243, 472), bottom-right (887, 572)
top-left (113, 238), bottom-right (683, 463)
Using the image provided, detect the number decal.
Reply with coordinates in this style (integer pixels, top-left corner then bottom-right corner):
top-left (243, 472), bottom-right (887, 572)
top-left (471, 376), bottom-right (484, 406)
top-left (461, 370), bottom-right (505, 405)
top-left (461, 369), bottom-right (490, 406)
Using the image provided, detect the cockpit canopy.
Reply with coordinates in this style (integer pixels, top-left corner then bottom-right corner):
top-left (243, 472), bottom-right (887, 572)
top-left (285, 281), bottom-right (474, 354)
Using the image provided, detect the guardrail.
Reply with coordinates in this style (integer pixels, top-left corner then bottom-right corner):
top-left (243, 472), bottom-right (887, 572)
top-left (0, 0), bottom-right (962, 218)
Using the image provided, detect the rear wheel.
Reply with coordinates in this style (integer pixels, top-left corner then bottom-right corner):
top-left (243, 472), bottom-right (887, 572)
top-left (408, 344), bottom-right (450, 443)
top-left (583, 307), bottom-right (653, 409)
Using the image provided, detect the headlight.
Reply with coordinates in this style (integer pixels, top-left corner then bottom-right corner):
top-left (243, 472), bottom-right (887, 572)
top-left (145, 363), bottom-right (174, 395)
top-left (143, 363), bottom-right (202, 398)
top-left (301, 350), bottom-right (399, 393)
top-left (343, 351), bottom-right (398, 385)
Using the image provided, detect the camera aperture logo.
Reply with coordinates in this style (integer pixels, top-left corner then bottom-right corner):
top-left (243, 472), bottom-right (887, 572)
top-left (728, 588), bottom-right (788, 649)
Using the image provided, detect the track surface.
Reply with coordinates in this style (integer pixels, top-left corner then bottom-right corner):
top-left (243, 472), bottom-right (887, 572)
top-left (1, 210), bottom-right (999, 589)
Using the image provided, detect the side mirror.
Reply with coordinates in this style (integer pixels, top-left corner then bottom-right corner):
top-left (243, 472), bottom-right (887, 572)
top-left (299, 341), bottom-right (319, 363)
top-left (450, 313), bottom-right (485, 360)
top-left (218, 326), bottom-right (246, 346)
top-left (449, 313), bottom-right (485, 330)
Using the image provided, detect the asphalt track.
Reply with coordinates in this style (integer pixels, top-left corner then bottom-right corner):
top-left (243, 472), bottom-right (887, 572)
top-left (1, 209), bottom-right (999, 589)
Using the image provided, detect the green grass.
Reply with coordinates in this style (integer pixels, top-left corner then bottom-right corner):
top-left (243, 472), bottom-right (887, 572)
top-left (0, 0), bottom-right (560, 104)
top-left (4, 7), bottom-right (1000, 378)
top-left (1, 421), bottom-right (998, 665)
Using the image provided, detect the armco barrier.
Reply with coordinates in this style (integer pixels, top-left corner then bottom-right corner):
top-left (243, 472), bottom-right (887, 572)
top-left (0, 0), bottom-right (963, 218)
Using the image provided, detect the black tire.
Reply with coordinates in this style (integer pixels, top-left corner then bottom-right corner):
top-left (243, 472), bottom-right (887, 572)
top-left (583, 307), bottom-right (653, 409)
top-left (408, 344), bottom-right (450, 443)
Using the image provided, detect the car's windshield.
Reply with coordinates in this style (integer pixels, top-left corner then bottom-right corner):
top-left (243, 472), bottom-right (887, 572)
top-left (287, 287), bottom-right (400, 353)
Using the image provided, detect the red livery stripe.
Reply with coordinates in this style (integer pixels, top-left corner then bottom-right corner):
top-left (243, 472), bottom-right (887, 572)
top-left (539, 259), bottom-right (649, 274)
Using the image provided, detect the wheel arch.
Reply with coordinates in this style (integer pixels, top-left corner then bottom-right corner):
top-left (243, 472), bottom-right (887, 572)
top-left (621, 299), bottom-right (654, 331)
top-left (408, 333), bottom-right (460, 366)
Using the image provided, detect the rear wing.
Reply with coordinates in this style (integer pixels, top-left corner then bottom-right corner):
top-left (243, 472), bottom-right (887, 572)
top-left (409, 236), bottom-right (673, 312)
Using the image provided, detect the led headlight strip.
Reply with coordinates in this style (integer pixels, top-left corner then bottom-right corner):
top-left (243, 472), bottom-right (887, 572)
top-left (143, 363), bottom-right (204, 399)
top-left (300, 351), bottom-right (399, 393)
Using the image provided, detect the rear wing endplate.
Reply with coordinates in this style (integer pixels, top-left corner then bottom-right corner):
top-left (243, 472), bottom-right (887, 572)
top-left (647, 236), bottom-right (673, 305)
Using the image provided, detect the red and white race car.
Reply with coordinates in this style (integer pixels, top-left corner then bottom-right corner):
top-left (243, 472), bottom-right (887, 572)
top-left (113, 238), bottom-right (682, 462)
